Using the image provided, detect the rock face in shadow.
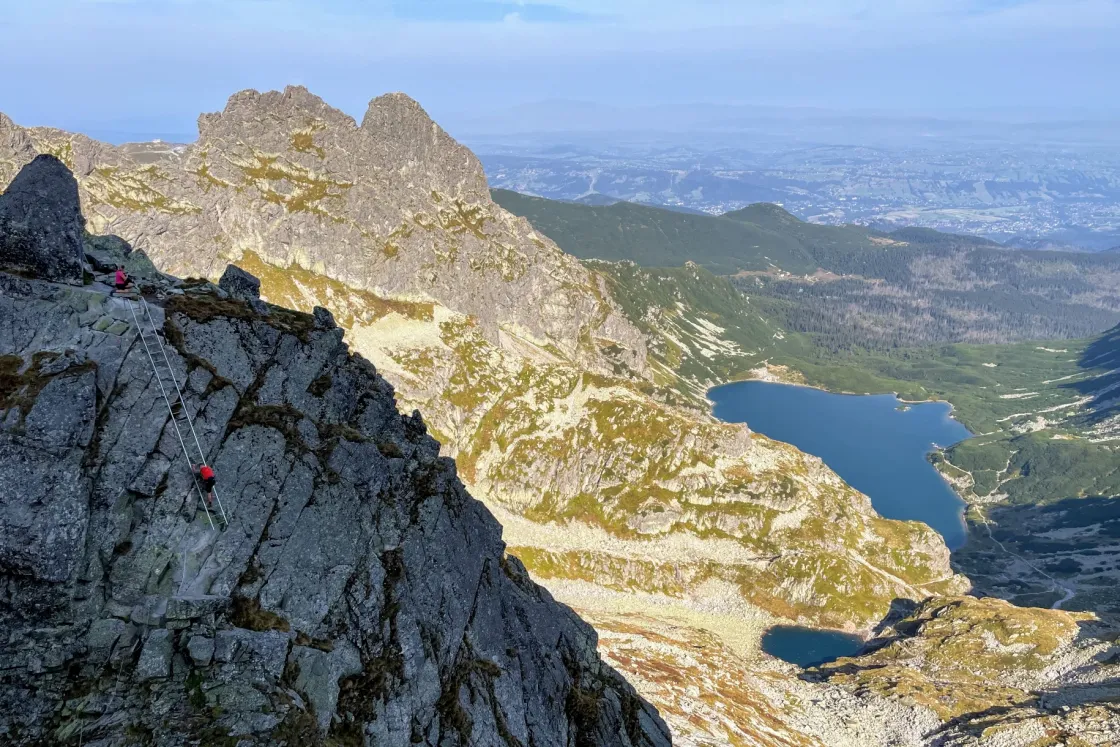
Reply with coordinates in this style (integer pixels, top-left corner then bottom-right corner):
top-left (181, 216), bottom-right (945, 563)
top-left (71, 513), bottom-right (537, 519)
top-left (219, 263), bottom-right (262, 300)
top-left (0, 247), bottom-right (669, 745)
top-left (0, 154), bottom-right (85, 284)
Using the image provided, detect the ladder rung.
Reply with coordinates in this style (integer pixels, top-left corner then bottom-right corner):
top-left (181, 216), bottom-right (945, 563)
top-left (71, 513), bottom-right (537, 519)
top-left (128, 298), bottom-right (232, 530)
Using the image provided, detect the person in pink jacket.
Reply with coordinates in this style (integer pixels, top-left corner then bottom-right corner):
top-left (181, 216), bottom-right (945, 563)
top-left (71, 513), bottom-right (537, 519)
top-left (113, 265), bottom-right (133, 295)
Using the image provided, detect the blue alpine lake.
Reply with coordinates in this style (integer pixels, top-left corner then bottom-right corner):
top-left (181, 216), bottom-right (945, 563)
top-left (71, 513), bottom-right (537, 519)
top-left (709, 380), bottom-right (973, 549)
top-left (760, 626), bottom-right (865, 668)
top-left (712, 381), bottom-right (973, 668)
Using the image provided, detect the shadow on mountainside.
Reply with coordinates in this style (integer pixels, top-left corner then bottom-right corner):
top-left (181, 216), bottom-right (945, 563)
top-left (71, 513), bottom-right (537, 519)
top-left (952, 496), bottom-right (1120, 616)
top-left (928, 699), bottom-right (1120, 744)
top-left (869, 597), bottom-right (920, 637)
top-left (1062, 322), bottom-right (1120, 422)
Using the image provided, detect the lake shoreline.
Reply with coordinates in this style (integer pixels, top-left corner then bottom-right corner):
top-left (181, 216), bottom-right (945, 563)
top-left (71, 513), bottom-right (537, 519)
top-left (710, 372), bottom-right (970, 431)
top-left (708, 379), bottom-right (973, 550)
top-left (712, 380), bottom-right (976, 649)
top-left (718, 374), bottom-right (985, 517)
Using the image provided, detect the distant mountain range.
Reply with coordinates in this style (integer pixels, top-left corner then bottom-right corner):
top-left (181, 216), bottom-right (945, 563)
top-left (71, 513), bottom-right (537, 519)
top-left (456, 100), bottom-right (1120, 147)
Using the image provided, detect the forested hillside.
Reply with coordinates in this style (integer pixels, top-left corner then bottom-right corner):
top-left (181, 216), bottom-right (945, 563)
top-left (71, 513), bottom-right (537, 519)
top-left (746, 226), bottom-right (1120, 349)
top-left (496, 190), bottom-right (1120, 348)
top-left (492, 189), bottom-right (818, 274)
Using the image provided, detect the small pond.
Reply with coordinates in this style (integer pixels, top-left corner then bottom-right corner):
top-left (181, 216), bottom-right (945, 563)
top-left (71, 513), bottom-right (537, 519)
top-left (761, 625), bottom-right (866, 668)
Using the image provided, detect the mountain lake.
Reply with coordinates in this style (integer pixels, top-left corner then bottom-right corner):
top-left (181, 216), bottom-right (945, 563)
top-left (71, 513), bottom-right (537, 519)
top-left (709, 380), bottom-right (973, 667)
top-left (760, 626), bottom-right (867, 668)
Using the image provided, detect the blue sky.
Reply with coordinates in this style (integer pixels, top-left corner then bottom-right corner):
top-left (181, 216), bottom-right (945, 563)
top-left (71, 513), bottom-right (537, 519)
top-left (1, 0), bottom-right (1118, 140)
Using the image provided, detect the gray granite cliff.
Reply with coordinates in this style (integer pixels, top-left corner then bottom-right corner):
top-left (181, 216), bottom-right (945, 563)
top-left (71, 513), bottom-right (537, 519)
top-left (0, 157), bottom-right (670, 747)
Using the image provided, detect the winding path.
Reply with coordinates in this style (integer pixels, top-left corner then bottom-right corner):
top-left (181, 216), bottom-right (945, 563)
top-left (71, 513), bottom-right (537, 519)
top-left (978, 517), bottom-right (1075, 610)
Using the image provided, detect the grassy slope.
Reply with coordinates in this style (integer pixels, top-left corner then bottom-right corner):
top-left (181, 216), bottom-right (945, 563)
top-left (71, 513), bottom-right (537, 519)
top-left (814, 596), bottom-right (1095, 723)
top-left (492, 189), bottom-right (818, 275)
top-left (728, 203), bottom-right (998, 252)
top-left (591, 260), bottom-right (812, 390)
top-left (496, 189), bottom-right (1119, 507)
top-left (723, 202), bottom-right (894, 253)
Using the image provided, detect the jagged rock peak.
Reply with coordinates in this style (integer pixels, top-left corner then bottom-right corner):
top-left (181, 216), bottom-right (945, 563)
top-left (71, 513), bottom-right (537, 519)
top-left (197, 85), bottom-right (359, 138)
top-left (194, 85), bottom-right (488, 200)
top-left (0, 154), bottom-right (85, 284)
top-left (0, 87), bottom-right (649, 378)
top-left (362, 92), bottom-right (489, 198)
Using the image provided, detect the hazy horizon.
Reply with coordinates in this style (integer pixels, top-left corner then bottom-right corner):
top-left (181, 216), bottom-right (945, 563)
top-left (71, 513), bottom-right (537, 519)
top-left (6, 95), bottom-right (1120, 149)
top-left (3, 0), bottom-right (1120, 143)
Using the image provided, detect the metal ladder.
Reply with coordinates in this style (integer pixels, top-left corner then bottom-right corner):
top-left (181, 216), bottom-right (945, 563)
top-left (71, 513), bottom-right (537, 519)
top-left (127, 297), bottom-right (229, 530)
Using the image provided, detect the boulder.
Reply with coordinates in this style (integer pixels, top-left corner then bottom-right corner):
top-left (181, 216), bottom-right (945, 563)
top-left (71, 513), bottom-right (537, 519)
top-left (0, 155), bottom-right (85, 284)
top-left (218, 264), bottom-right (261, 300)
top-left (312, 305), bottom-right (336, 330)
top-left (83, 233), bottom-right (132, 273)
top-left (135, 629), bottom-right (172, 681)
top-left (187, 635), bottom-right (215, 667)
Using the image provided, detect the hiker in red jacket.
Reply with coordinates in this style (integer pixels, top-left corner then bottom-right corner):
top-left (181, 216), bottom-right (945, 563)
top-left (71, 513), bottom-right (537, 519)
top-left (195, 464), bottom-right (216, 505)
top-left (113, 266), bottom-right (133, 296)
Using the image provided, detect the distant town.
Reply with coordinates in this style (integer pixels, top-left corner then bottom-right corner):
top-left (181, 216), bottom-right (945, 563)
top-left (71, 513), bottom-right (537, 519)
top-left (477, 139), bottom-right (1120, 251)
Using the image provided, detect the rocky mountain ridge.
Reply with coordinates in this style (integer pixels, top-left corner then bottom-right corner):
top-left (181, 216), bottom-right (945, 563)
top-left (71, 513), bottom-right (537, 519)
top-left (0, 87), bottom-right (965, 634)
top-left (7, 88), bottom-right (1113, 745)
top-left (0, 155), bottom-right (671, 745)
top-left (0, 89), bottom-right (647, 379)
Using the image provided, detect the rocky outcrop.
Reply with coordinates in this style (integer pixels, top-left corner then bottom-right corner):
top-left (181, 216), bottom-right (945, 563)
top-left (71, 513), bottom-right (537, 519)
top-left (220, 263), bottom-right (262, 300)
top-left (0, 87), bottom-right (648, 377)
top-left (0, 262), bottom-right (670, 745)
top-left (810, 596), bottom-right (1120, 743)
top-left (0, 91), bottom-right (983, 744)
top-left (0, 155), bottom-right (85, 283)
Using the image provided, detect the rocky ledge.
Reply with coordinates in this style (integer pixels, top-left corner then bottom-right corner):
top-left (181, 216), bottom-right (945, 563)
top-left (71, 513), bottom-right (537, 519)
top-left (0, 156), bottom-right (670, 746)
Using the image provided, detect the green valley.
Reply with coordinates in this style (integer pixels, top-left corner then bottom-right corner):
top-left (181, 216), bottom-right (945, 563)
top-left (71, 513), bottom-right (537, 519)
top-left (500, 189), bottom-right (1120, 619)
